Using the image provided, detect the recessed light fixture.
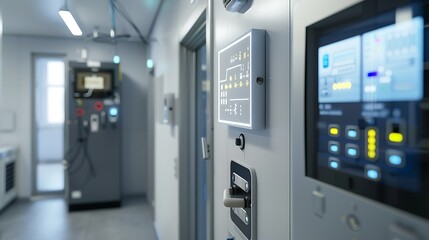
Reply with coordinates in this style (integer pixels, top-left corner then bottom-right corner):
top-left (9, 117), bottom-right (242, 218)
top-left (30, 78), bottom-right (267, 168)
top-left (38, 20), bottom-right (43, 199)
top-left (59, 2), bottom-right (82, 36)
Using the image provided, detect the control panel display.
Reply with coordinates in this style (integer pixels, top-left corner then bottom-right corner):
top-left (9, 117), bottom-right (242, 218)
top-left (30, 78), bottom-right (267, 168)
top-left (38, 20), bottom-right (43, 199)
top-left (306, 4), bottom-right (429, 219)
top-left (84, 76), bottom-right (105, 90)
top-left (218, 29), bottom-right (265, 129)
top-left (319, 36), bottom-right (361, 103)
top-left (75, 70), bottom-right (113, 98)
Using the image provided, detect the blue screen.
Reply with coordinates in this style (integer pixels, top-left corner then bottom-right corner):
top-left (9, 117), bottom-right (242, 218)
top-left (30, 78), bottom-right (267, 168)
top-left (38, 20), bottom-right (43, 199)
top-left (318, 17), bottom-right (424, 103)
top-left (318, 36), bottom-right (361, 103)
top-left (362, 17), bottom-right (423, 101)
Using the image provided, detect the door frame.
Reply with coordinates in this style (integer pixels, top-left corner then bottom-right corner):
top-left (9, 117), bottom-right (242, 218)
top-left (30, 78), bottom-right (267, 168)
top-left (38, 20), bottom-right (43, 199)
top-left (31, 53), bottom-right (67, 197)
top-left (178, 9), bottom-right (214, 240)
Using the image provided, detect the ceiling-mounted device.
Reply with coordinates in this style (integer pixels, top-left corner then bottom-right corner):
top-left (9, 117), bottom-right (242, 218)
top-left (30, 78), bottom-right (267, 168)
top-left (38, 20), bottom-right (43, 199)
top-left (84, 0), bottom-right (148, 44)
top-left (223, 0), bottom-right (248, 12)
top-left (87, 29), bottom-right (131, 44)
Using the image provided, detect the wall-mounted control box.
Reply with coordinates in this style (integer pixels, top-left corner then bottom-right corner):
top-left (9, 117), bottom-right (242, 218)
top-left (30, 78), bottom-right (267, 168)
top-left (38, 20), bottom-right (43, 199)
top-left (163, 93), bottom-right (174, 124)
top-left (218, 29), bottom-right (266, 130)
top-left (224, 161), bottom-right (257, 240)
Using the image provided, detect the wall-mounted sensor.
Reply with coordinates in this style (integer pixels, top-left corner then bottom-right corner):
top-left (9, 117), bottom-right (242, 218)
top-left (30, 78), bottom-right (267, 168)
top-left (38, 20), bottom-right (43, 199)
top-left (163, 93), bottom-right (174, 124)
top-left (223, 0), bottom-right (248, 12)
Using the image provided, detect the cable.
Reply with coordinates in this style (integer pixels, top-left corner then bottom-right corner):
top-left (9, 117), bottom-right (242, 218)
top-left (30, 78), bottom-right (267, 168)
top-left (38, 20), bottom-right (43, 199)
top-left (65, 114), bottom-right (97, 189)
top-left (84, 139), bottom-right (96, 177)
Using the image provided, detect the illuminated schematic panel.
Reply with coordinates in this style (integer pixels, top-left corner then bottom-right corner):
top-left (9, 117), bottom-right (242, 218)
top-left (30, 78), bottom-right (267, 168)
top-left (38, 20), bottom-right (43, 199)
top-left (218, 29), bottom-right (266, 129)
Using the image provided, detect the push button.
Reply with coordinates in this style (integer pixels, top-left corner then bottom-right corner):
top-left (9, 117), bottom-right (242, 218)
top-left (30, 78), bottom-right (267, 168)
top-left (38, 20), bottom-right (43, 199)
top-left (367, 169), bottom-right (379, 179)
top-left (329, 124), bottom-right (340, 137)
top-left (348, 148), bottom-right (357, 156)
top-left (347, 129), bottom-right (357, 138)
top-left (389, 132), bottom-right (404, 143)
top-left (389, 155), bottom-right (402, 165)
top-left (328, 157), bottom-right (340, 170)
top-left (345, 144), bottom-right (359, 158)
top-left (346, 126), bottom-right (359, 140)
top-left (328, 141), bottom-right (340, 154)
top-left (386, 120), bottom-right (406, 145)
top-left (365, 165), bottom-right (381, 181)
top-left (386, 150), bottom-right (405, 167)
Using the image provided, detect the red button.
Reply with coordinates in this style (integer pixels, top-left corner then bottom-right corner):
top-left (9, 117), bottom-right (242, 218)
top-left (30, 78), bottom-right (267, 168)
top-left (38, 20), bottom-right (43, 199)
top-left (76, 108), bottom-right (84, 117)
top-left (94, 101), bottom-right (104, 111)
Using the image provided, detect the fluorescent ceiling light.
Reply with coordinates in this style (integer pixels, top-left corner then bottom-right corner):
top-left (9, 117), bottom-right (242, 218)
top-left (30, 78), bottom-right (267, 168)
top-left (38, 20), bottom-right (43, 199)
top-left (59, 10), bottom-right (82, 36)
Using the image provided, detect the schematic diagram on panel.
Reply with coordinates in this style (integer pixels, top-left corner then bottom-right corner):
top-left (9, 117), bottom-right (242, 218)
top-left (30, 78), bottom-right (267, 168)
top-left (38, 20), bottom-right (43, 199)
top-left (218, 29), bottom-right (265, 129)
top-left (220, 47), bottom-right (251, 117)
top-left (219, 40), bottom-right (251, 124)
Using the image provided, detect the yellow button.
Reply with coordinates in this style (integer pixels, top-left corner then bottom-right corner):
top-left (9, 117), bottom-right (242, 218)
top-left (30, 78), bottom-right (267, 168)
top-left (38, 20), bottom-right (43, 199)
top-left (368, 129), bottom-right (376, 137)
top-left (330, 127), bottom-right (339, 136)
top-left (389, 132), bottom-right (403, 143)
top-left (368, 138), bottom-right (376, 144)
top-left (368, 151), bottom-right (376, 158)
top-left (368, 144), bottom-right (376, 151)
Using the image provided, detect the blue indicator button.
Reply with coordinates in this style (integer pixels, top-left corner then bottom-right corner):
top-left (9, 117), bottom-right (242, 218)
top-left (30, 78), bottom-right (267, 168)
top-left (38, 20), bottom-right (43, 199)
top-left (329, 161), bottom-right (339, 169)
top-left (323, 54), bottom-right (329, 68)
top-left (347, 130), bottom-right (357, 138)
top-left (330, 145), bottom-right (339, 153)
top-left (367, 169), bottom-right (379, 180)
top-left (388, 155), bottom-right (402, 166)
top-left (109, 107), bottom-right (118, 116)
top-left (347, 148), bottom-right (357, 157)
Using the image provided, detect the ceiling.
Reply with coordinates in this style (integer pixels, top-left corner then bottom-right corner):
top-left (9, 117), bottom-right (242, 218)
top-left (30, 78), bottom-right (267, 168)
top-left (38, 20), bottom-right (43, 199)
top-left (0, 0), bottom-right (162, 42)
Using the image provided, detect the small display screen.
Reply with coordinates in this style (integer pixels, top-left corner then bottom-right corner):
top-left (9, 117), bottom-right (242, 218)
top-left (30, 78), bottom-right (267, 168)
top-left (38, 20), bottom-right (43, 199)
top-left (306, 1), bottom-right (429, 220)
top-left (361, 18), bottom-right (423, 102)
top-left (318, 36), bottom-right (361, 103)
top-left (74, 70), bottom-right (114, 98)
top-left (84, 75), bottom-right (105, 90)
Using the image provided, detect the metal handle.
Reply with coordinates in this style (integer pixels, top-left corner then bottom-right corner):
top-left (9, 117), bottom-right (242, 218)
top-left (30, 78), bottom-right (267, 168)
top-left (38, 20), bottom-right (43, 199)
top-left (201, 137), bottom-right (210, 160)
top-left (223, 187), bottom-right (245, 208)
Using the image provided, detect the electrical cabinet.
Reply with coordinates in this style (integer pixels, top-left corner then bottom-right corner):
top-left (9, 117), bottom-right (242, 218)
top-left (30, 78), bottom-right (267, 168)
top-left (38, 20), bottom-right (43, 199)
top-left (66, 62), bottom-right (121, 211)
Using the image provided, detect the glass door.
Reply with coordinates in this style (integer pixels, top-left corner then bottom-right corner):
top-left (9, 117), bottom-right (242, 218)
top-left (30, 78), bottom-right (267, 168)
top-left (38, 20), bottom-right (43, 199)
top-left (34, 55), bottom-right (66, 194)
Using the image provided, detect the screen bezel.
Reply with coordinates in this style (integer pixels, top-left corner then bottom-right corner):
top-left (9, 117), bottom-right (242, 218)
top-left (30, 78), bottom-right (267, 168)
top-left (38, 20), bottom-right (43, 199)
top-left (305, 0), bottom-right (429, 219)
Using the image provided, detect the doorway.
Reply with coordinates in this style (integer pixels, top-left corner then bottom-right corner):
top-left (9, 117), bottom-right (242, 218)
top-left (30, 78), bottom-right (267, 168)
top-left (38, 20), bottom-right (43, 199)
top-left (196, 44), bottom-right (208, 240)
top-left (33, 55), bottom-right (66, 195)
top-left (179, 10), bottom-right (213, 240)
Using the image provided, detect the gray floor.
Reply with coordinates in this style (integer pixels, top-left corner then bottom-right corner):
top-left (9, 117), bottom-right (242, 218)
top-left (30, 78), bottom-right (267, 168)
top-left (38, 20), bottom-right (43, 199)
top-left (0, 197), bottom-right (157, 240)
